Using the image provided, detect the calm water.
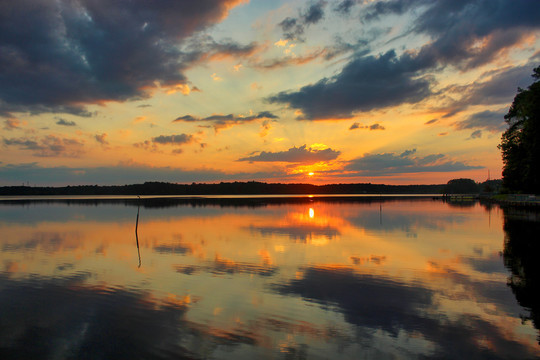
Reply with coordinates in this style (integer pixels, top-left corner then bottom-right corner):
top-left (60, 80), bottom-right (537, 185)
top-left (0, 197), bottom-right (538, 359)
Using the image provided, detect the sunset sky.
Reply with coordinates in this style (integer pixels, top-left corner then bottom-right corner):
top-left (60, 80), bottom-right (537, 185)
top-left (1, 0), bottom-right (539, 186)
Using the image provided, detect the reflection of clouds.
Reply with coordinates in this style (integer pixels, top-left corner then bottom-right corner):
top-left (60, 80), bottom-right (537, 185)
top-left (2, 231), bottom-right (81, 253)
top-left (345, 206), bottom-right (468, 233)
top-left (249, 225), bottom-right (340, 243)
top-left (272, 266), bottom-right (538, 358)
top-left (153, 244), bottom-right (192, 255)
top-left (174, 256), bottom-right (278, 277)
top-left (273, 266), bottom-right (433, 334)
top-left (459, 252), bottom-right (506, 275)
top-left (0, 274), bottom-right (260, 359)
top-left (350, 255), bottom-right (387, 266)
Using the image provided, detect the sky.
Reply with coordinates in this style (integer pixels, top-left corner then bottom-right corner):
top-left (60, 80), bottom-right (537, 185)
top-left (1, 0), bottom-right (539, 186)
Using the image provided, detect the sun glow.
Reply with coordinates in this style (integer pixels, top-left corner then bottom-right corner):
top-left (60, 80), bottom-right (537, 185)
top-left (308, 172), bottom-right (315, 176)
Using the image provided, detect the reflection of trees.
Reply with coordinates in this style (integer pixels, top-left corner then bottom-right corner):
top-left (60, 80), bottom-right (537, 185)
top-left (502, 208), bottom-right (540, 343)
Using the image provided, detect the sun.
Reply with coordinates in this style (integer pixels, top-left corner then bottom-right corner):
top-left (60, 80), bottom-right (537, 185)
top-left (308, 172), bottom-right (315, 176)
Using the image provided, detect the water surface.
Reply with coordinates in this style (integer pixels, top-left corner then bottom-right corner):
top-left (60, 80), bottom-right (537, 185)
top-left (0, 197), bottom-right (538, 359)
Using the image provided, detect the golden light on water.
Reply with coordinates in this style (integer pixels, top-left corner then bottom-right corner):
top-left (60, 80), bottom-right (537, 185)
top-left (309, 208), bottom-right (315, 218)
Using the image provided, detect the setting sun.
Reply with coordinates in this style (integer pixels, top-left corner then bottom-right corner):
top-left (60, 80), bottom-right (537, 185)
top-left (308, 172), bottom-right (315, 176)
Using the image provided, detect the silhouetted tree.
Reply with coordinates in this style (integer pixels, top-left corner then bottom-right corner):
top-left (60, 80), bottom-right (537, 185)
top-left (443, 178), bottom-right (479, 194)
top-left (499, 66), bottom-right (540, 194)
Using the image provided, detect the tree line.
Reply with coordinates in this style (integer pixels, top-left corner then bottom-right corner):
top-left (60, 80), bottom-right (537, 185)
top-left (499, 66), bottom-right (540, 194)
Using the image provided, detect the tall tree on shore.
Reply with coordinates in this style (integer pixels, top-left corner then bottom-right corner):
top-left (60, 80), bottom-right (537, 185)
top-left (499, 66), bottom-right (540, 194)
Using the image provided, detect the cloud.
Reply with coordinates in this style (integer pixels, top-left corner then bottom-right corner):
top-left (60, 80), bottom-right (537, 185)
top-left (173, 111), bottom-right (278, 132)
top-left (152, 134), bottom-right (195, 145)
top-left (440, 65), bottom-right (536, 117)
top-left (454, 109), bottom-right (507, 132)
top-left (3, 118), bottom-right (20, 130)
top-left (302, 1), bottom-right (327, 25)
top-left (238, 144), bottom-right (340, 164)
top-left (268, 51), bottom-right (433, 120)
top-left (269, 1), bottom-right (540, 120)
top-left (400, 149), bottom-right (416, 157)
top-left (369, 123), bottom-right (385, 130)
top-left (3, 135), bottom-right (85, 157)
top-left (344, 149), bottom-right (481, 176)
top-left (251, 43), bottom-right (355, 70)
top-left (56, 118), bottom-right (77, 127)
top-left (361, 0), bottom-right (540, 70)
top-left (211, 73), bottom-right (223, 81)
top-left (424, 119), bottom-right (438, 125)
top-left (134, 133), bottom-right (198, 153)
top-left (334, 0), bottom-right (357, 14)
top-left (470, 130), bottom-right (482, 139)
top-left (0, 0), bottom-right (249, 117)
top-left (278, 1), bottom-right (327, 41)
top-left (349, 122), bottom-right (385, 130)
top-left (94, 133), bottom-right (109, 145)
top-left (174, 115), bottom-right (200, 122)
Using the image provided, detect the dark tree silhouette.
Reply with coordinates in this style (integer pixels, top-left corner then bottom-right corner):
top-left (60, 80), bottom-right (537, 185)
top-left (443, 178), bottom-right (479, 194)
top-left (499, 66), bottom-right (540, 194)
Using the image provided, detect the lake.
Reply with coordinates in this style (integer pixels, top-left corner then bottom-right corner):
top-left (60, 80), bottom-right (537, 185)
top-left (0, 196), bottom-right (538, 359)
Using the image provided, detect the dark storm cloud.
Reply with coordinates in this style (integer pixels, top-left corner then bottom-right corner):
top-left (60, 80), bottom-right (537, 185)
top-left (238, 144), bottom-right (341, 164)
top-left (344, 149), bottom-right (481, 176)
top-left (278, 1), bottom-right (327, 41)
top-left (3, 135), bottom-right (85, 157)
top-left (270, 0), bottom-right (540, 120)
top-left (268, 51), bottom-right (433, 120)
top-left (0, 0), bottom-right (249, 117)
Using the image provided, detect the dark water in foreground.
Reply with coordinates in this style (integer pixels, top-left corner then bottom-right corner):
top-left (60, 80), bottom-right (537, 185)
top-left (0, 197), bottom-right (538, 359)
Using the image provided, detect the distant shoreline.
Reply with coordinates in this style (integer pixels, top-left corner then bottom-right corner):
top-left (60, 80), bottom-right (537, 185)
top-left (0, 181), bottom-right (446, 196)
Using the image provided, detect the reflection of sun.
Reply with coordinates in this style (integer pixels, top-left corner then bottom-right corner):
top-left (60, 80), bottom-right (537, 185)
top-left (308, 172), bottom-right (314, 176)
top-left (309, 208), bottom-right (315, 218)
